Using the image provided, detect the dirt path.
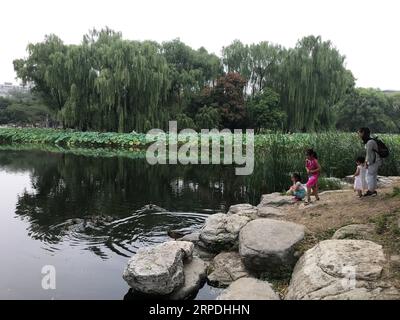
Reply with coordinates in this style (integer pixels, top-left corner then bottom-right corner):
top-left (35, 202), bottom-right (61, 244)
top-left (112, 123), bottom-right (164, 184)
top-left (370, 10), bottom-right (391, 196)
top-left (284, 183), bottom-right (400, 235)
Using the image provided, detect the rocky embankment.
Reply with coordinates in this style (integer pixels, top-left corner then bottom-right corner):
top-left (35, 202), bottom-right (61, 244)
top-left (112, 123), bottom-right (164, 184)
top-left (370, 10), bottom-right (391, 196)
top-left (122, 176), bottom-right (400, 300)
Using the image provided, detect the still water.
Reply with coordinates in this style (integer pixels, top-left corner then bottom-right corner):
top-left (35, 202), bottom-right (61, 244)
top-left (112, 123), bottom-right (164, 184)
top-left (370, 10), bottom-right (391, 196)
top-left (0, 148), bottom-right (267, 299)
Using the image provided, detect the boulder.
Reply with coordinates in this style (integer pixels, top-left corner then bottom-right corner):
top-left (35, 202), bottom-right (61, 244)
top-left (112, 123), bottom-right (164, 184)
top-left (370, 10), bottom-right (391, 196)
top-left (217, 277), bottom-right (280, 300)
top-left (199, 213), bottom-right (251, 252)
top-left (286, 240), bottom-right (400, 300)
top-left (239, 219), bottom-right (305, 274)
top-left (332, 224), bottom-right (375, 240)
top-left (169, 257), bottom-right (207, 300)
top-left (227, 203), bottom-right (258, 219)
top-left (122, 241), bottom-right (194, 295)
top-left (207, 252), bottom-right (250, 287)
top-left (259, 193), bottom-right (293, 207)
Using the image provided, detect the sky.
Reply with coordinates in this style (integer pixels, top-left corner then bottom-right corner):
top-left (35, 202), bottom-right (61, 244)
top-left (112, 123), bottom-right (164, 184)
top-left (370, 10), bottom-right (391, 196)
top-left (1, 0), bottom-right (399, 90)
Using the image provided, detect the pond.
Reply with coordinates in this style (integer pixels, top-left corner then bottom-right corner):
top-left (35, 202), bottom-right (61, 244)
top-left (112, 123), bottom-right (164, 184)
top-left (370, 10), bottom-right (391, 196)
top-left (0, 147), bottom-right (275, 300)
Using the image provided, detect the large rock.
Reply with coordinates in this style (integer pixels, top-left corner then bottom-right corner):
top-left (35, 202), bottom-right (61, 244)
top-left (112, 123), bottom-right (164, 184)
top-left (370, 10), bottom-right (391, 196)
top-left (217, 277), bottom-right (280, 300)
top-left (227, 203), bottom-right (258, 219)
top-left (122, 241), bottom-right (194, 295)
top-left (239, 219), bottom-right (305, 274)
top-left (259, 193), bottom-right (293, 207)
top-left (169, 257), bottom-right (207, 300)
top-left (332, 224), bottom-right (375, 240)
top-left (286, 240), bottom-right (400, 300)
top-left (207, 252), bottom-right (250, 287)
top-left (199, 213), bottom-right (251, 252)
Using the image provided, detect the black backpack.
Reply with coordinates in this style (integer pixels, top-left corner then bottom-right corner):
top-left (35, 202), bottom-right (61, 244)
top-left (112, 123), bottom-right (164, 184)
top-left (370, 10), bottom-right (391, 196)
top-left (372, 137), bottom-right (389, 158)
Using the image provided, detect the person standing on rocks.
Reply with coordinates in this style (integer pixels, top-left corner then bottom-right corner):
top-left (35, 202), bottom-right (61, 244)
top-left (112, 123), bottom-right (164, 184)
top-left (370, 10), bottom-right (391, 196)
top-left (358, 127), bottom-right (382, 197)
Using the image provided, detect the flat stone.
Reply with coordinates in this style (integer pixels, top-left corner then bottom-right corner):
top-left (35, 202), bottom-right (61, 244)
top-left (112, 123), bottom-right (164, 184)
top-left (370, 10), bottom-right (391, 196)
top-left (259, 193), bottom-right (293, 207)
top-left (257, 206), bottom-right (287, 218)
top-left (122, 241), bottom-right (194, 295)
top-left (286, 240), bottom-right (400, 300)
top-left (169, 257), bottom-right (207, 300)
top-left (332, 224), bottom-right (375, 240)
top-left (207, 252), bottom-right (250, 287)
top-left (217, 277), bottom-right (280, 300)
top-left (239, 219), bottom-right (305, 274)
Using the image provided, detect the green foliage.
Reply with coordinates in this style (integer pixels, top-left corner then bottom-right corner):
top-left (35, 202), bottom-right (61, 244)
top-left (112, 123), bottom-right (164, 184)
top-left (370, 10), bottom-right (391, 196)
top-left (194, 106), bottom-right (221, 129)
top-left (0, 97), bottom-right (11, 110)
top-left (276, 36), bottom-right (354, 131)
top-left (318, 177), bottom-right (343, 191)
top-left (335, 88), bottom-right (400, 133)
top-left (222, 36), bottom-right (354, 132)
top-left (0, 127), bottom-right (148, 149)
top-left (14, 30), bottom-right (361, 133)
top-left (0, 91), bottom-right (54, 126)
top-left (391, 187), bottom-right (400, 197)
top-left (175, 113), bottom-right (196, 130)
top-left (247, 88), bottom-right (286, 132)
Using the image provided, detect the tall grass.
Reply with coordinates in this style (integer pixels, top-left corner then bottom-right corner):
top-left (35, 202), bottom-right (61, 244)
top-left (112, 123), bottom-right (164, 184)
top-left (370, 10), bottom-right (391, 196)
top-left (0, 128), bottom-right (399, 182)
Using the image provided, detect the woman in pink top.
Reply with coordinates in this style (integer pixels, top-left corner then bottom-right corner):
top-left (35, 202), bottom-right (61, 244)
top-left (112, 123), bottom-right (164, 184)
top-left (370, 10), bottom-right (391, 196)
top-left (305, 148), bottom-right (321, 204)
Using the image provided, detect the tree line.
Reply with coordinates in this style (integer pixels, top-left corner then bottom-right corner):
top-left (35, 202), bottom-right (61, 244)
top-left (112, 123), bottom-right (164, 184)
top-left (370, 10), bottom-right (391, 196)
top-left (11, 27), bottom-right (400, 133)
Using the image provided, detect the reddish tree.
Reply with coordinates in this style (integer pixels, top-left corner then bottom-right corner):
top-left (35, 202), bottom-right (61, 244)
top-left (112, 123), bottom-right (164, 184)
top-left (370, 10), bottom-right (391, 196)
top-left (213, 72), bottom-right (247, 129)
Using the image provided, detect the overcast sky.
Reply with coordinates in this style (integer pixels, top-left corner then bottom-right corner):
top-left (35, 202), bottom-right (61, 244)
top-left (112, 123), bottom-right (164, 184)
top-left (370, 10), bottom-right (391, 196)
top-left (1, 0), bottom-right (399, 90)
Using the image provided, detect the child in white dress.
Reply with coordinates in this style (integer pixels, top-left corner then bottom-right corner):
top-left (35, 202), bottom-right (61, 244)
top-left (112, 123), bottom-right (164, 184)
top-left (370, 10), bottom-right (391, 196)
top-left (353, 156), bottom-right (367, 197)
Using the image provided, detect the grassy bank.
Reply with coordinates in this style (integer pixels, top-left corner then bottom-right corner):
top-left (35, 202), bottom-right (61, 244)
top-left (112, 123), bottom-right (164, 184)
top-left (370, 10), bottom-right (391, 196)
top-left (0, 127), bottom-right (399, 178)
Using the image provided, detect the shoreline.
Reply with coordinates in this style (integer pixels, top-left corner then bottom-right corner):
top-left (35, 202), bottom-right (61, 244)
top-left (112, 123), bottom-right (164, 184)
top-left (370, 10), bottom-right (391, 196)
top-left (123, 177), bottom-right (400, 300)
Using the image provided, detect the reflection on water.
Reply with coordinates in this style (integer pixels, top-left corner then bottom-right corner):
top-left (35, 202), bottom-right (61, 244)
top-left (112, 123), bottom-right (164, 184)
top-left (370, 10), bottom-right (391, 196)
top-left (5, 149), bottom-right (253, 257)
top-left (0, 148), bottom-right (260, 299)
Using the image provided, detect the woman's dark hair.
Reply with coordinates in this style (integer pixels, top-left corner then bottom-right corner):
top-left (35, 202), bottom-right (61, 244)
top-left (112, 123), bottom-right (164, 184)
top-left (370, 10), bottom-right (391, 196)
top-left (292, 173), bottom-right (302, 182)
top-left (356, 156), bottom-right (366, 164)
top-left (306, 148), bottom-right (318, 159)
top-left (358, 127), bottom-right (371, 144)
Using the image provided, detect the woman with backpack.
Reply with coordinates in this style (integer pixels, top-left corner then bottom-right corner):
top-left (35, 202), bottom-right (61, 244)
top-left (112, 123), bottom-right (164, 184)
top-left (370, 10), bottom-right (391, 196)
top-left (358, 127), bottom-right (387, 197)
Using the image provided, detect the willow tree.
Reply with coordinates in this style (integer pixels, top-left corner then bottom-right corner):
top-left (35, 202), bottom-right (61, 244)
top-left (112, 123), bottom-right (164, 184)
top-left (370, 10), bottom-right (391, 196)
top-left (222, 40), bottom-right (283, 96)
top-left (14, 34), bottom-right (69, 111)
top-left (222, 40), bottom-right (251, 80)
top-left (162, 39), bottom-right (222, 114)
top-left (276, 36), bottom-right (354, 131)
top-left (248, 42), bottom-right (283, 96)
top-left (14, 28), bottom-right (171, 132)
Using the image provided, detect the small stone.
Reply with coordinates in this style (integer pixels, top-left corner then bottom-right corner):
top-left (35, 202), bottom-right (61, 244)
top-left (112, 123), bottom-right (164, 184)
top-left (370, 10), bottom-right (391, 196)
top-left (217, 277), bottom-right (280, 300)
top-left (227, 204), bottom-right (258, 219)
top-left (169, 257), bottom-right (207, 300)
top-left (332, 224), bottom-right (375, 240)
top-left (178, 232), bottom-right (200, 244)
top-left (207, 252), bottom-right (250, 287)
